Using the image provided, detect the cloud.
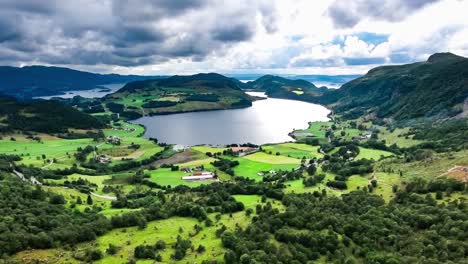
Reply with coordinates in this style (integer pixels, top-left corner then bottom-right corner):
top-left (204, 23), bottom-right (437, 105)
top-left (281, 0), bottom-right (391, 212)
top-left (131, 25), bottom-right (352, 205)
top-left (0, 0), bottom-right (278, 67)
top-left (0, 0), bottom-right (467, 75)
top-left (327, 0), bottom-right (441, 28)
top-left (344, 57), bottom-right (386, 65)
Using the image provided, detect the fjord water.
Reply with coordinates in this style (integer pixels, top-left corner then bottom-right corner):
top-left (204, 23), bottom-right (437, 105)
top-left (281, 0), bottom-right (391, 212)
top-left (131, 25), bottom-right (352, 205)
top-left (36, 83), bottom-right (125, 99)
top-left (131, 93), bottom-right (330, 146)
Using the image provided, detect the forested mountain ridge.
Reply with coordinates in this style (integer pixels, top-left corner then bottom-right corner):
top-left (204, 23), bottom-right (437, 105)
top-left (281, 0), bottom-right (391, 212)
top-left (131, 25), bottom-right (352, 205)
top-left (319, 52), bottom-right (468, 121)
top-left (0, 65), bottom-right (162, 98)
top-left (244, 74), bottom-right (328, 99)
top-left (119, 73), bottom-right (245, 92)
top-left (0, 95), bottom-right (106, 133)
top-left (102, 73), bottom-right (254, 116)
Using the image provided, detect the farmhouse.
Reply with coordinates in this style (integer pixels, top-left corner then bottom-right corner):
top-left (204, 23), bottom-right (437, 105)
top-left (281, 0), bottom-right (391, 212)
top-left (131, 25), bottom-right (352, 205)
top-left (182, 172), bottom-right (217, 181)
top-left (231, 146), bottom-right (259, 157)
top-left (96, 155), bottom-right (111, 163)
top-left (106, 136), bottom-right (121, 144)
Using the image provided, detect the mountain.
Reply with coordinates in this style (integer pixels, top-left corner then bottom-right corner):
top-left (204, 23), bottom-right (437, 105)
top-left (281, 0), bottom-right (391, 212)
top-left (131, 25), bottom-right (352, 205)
top-left (0, 65), bottom-right (162, 98)
top-left (120, 73), bottom-right (245, 92)
top-left (102, 73), bottom-right (254, 116)
top-left (244, 75), bottom-right (328, 99)
top-left (0, 96), bottom-right (106, 133)
top-left (317, 52), bottom-right (468, 122)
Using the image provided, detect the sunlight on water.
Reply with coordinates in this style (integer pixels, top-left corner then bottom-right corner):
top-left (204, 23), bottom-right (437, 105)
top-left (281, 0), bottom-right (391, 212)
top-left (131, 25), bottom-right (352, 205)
top-left (131, 93), bottom-right (330, 145)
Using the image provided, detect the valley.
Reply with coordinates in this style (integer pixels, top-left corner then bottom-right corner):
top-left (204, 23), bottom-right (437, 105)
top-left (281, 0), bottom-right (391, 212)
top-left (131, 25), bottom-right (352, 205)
top-left (0, 53), bottom-right (467, 264)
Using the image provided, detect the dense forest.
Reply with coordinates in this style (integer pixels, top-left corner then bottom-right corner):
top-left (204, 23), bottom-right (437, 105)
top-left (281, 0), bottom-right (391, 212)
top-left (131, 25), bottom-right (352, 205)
top-left (0, 96), bottom-right (106, 133)
top-left (0, 176), bottom-right (110, 256)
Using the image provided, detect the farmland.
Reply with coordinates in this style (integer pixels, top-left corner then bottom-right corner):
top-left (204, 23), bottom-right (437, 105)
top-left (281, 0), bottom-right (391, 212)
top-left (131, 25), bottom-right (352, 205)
top-left (2, 117), bottom-right (467, 264)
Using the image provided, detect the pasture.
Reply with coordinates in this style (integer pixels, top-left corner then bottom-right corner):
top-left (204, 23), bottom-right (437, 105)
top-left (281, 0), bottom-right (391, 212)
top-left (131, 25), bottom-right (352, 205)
top-left (262, 143), bottom-right (322, 159)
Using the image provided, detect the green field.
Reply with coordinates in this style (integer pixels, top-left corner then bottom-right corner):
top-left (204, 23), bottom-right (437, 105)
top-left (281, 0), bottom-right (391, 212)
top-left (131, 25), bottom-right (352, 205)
top-left (379, 150), bottom-right (468, 180)
top-left (0, 136), bottom-right (102, 168)
top-left (232, 157), bottom-right (299, 181)
top-left (14, 207), bottom-right (256, 264)
top-left (148, 168), bottom-right (213, 187)
top-left (293, 121), bottom-right (333, 139)
top-left (378, 127), bottom-right (423, 147)
top-left (0, 122), bottom-right (162, 170)
top-left (356, 147), bottom-right (394, 160)
top-left (262, 143), bottom-right (323, 159)
top-left (192, 146), bottom-right (228, 154)
top-left (242, 152), bottom-right (301, 164)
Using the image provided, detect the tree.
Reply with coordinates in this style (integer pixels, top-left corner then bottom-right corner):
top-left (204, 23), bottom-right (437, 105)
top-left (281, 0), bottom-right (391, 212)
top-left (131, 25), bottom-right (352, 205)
top-left (197, 245), bottom-right (206, 253)
top-left (307, 164), bottom-right (317, 176)
top-left (224, 250), bottom-right (237, 264)
top-left (50, 194), bottom-right (65, 204)
top-left (106, 244), bottom-right (119, 255)
top-left (87, 195), bottom-right (93, 205)
top-left (76, 196), bottom-right (83, 204)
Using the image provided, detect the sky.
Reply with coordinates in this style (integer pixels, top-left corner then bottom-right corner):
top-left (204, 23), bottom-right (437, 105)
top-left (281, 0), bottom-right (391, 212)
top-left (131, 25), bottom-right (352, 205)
top-left (1, 0), bottom-right (467, 75)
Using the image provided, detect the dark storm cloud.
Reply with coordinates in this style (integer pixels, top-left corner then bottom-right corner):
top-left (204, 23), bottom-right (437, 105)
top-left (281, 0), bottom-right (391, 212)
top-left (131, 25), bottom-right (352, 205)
top-left (213, 24), bottom-right (255, 42)
top-left (0, 0), bottom-right (277, 67)
top-left (328, 0), bottom-right (441, 28)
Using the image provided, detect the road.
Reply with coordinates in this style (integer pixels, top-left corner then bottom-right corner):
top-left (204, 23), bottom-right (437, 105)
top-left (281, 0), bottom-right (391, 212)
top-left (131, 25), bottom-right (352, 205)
top-left (13, 169), bottom-right (42, 185)
top-left (90, 192), bottom-right (117, 201)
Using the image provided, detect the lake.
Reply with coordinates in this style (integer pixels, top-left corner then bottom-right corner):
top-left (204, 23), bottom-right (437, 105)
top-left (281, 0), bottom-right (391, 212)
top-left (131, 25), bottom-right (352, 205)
top-left (35, 83), bottom-right (125, 99)
top-left (131, 92), bottom-right (330, 146)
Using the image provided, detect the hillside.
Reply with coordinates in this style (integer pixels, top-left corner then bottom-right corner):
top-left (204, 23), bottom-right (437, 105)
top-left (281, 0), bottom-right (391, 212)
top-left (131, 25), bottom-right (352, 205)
top-left (102, 73), bottom-right (254, 117)
top-left (320, 53), bottom-right (468, 122)
top-left (0, 96), bottom-right (106, 133)
top-left (0, 66), bottom-right (161, 98)
top-left (244, 75), bottom-right (328, 99)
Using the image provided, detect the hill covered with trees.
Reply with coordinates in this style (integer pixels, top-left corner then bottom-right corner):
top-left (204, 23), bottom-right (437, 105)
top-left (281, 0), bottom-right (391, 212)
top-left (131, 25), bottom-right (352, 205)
top-left (319, 53), bottom-right (468, 122)
top-left (244, 75), bottom-right (328, 99)
top-left (0, 96), bottom-right (106, 133)
top-left (0, 66), bottom-right (161, 98)
top-left (101, 73), bottom-right (255, 116)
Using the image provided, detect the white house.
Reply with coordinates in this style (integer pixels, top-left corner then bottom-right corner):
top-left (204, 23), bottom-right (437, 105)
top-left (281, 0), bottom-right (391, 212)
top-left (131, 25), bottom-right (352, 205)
top-left (182, 172), bottom-right (216, 181)
top-left (106, 136), bottom-right (121, 144)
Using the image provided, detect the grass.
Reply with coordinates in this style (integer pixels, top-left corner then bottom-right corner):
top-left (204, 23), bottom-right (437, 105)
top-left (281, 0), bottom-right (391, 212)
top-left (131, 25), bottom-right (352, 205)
top-left (262, 143), bottom-right (322, 159)
top-left (99, 208), bottom-right (142, 218)
top-left (378, 127), bottom-right (423, 148)
top-left (14, 208), bottom-right (256, 263)
top-left (147, 168), bottom-right (215, 187)
top-left (0, 136), bottom-right (101, 168)
top-left (293, 121), bottom-right (333, 139)
top-left (356, 147), bottom-right (394, 160)
top-left (0, 121), bottom-right (162, 170)
top-left (378, 150), bottom-right (468, 180)
top-left (372, 172), bottom-right (402, 201)
top-left (176, 157), bottom-right (217, 168)
top-left (192, 146), bottom-right (228, 154)
top-left (242, 152), bottom-right (301, 164)
top-left (45, 173), bottom-right (133, 195)
top-left (231, 157), bottom-right (299, 181)
top-left (43, 186), bottom-right (111, 212)
top-left (233, 194), bottom-right (285, 212)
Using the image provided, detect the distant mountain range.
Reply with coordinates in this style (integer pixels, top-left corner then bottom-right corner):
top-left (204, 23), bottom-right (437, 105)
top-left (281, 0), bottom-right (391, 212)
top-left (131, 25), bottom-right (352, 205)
top-left (227, 74), bottom-right (360, 88)
top-left (1, 52), bottom-right (466, 123)
top-left (0, 65), bottom-right (356, 99)
top-left (0, 65), bottom-right (164, 98)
